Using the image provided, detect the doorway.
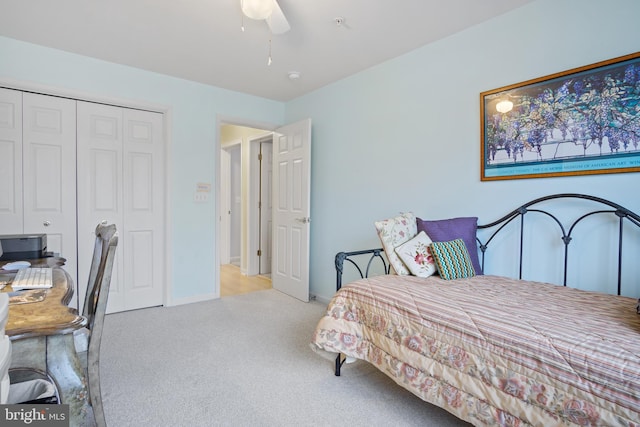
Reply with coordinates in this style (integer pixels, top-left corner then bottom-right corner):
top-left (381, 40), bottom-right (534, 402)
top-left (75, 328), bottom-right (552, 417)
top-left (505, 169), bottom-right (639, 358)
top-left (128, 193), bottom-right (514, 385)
top-left (218, 118), bottom-right (312, 301)
top-left (219, 124), bottom-right (273, 297)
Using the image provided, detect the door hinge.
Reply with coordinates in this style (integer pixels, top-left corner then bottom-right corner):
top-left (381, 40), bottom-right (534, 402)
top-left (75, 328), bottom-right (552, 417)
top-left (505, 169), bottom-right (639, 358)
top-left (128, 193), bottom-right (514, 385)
top-left (257, 249), bottom-right (262, 256)
top-left (258, 153), bottom-right (262, 161)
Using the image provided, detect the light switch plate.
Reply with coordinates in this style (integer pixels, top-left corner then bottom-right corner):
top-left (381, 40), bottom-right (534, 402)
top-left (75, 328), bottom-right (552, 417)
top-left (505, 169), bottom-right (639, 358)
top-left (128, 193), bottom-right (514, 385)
top-left (194, 193), bottom-right (208, 202)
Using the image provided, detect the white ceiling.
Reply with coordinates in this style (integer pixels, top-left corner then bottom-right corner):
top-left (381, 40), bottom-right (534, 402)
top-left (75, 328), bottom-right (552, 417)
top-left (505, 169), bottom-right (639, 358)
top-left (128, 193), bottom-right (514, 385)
top-left (0, 0), bottom-right (534, 102)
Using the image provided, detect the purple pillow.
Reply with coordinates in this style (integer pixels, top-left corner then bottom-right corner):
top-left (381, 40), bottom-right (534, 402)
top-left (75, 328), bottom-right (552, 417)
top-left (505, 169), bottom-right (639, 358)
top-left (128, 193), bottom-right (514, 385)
top-left (416, 217), bottom-right (483, 275)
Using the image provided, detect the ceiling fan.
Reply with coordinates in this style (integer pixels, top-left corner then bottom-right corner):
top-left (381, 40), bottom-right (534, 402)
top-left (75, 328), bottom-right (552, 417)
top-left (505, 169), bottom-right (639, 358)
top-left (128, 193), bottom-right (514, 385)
top-left (241, 0), bottom-right (291, 34)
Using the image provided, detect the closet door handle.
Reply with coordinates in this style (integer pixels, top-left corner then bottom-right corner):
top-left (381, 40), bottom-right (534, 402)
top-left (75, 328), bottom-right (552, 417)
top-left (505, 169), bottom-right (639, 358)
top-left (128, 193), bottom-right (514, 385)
top-left (295, 217), bottom-right (310, 224)
top-left (43, 220), bottom-right (51, 227)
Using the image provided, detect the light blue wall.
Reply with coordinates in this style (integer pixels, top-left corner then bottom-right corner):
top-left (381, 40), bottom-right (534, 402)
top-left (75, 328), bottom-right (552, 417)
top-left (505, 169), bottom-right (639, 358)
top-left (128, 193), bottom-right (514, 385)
top-left (2, 0), bottom-right (639, 305)
top-left (286, 0), bottom-right (640, 301)
top-left (0, 36), bottom-right (285, 303)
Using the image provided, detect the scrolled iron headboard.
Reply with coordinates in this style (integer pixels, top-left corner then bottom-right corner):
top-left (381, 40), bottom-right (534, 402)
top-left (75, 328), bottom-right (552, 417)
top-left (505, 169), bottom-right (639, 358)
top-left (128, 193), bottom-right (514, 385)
top-left (335, 248), bottom-right (389, 291)
top-left (335, 193), bottom-right (640, 295)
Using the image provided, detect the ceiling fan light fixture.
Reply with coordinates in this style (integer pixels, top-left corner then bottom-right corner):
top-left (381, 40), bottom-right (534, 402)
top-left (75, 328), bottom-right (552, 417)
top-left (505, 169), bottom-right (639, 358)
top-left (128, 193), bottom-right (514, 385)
top-left (241, 0), bottom-right (275, 20)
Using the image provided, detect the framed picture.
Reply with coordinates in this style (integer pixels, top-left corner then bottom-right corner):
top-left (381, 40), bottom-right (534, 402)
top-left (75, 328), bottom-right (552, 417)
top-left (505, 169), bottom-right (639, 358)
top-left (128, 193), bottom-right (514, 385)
top-left (480, 52), bottom-right (640, 181)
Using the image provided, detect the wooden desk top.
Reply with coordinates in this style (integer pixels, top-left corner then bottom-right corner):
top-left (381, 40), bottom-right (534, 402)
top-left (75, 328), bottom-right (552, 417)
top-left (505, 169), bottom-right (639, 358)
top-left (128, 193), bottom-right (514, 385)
top-left (1, 257), bottom-right (87, 340)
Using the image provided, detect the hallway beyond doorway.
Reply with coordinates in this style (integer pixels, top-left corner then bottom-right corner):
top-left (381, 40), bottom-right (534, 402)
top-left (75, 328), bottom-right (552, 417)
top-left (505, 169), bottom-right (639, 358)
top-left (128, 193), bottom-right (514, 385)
top-left (220, 264), bottom-right (272, 297)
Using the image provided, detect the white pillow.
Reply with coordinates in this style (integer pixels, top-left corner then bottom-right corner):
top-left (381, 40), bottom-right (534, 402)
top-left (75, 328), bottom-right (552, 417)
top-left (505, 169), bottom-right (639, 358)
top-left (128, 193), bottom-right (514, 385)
top-left (394, 231), bottom-right (437, 278)
top-left (374, 212), bottom-right (417, 275)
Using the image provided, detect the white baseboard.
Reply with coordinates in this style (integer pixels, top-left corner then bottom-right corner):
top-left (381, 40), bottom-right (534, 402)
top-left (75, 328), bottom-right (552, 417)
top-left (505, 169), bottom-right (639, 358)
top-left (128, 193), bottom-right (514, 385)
top-left (166, 292), bottom-right (218, 307)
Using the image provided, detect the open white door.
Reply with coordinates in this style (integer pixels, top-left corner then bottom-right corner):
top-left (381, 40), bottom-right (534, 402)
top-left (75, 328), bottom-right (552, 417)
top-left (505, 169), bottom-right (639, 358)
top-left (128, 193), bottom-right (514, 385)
top-left (271, 119), bottom-right (311, 302)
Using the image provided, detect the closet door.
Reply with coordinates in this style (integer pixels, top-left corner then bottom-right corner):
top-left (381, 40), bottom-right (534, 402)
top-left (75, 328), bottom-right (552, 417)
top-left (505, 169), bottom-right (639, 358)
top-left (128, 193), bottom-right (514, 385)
top-left (76, 102), bottom-right (124, 312)
top-left (122, 108), bottom-right (164, 311)
top-left (77, 102), bottom-right (164, 313)
top-left (0, 88), bottom-right (23, 234)
top-left (22, 93), bottom-right (78, 304)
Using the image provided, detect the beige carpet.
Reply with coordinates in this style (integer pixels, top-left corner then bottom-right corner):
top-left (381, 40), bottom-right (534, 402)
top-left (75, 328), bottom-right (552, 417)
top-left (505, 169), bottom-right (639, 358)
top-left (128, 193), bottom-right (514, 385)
top-left (100, 289), bottom-right (470, 426)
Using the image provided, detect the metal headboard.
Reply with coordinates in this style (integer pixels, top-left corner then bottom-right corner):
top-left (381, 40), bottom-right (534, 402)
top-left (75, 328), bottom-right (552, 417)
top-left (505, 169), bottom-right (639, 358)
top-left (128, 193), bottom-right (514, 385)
top-left (334, 193), bottom-right (640, 295)
top-left (477, 193), bottom-right (640, 296)
top-left (335, 248), bottom-right (389, 291)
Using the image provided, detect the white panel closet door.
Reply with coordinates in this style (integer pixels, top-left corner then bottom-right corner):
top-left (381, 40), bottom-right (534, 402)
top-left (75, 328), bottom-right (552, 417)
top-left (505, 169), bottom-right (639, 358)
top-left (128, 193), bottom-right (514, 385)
top-left (122, 108), bottom-right (164, 311)
top-left (76, 101), bottom-right (124, 313)
top-left (0, 88), bottom-right (23, 234)
top-left (77, 102), bottom-right (164, 313)
top-left (22, 93), bottom-right (78, 306)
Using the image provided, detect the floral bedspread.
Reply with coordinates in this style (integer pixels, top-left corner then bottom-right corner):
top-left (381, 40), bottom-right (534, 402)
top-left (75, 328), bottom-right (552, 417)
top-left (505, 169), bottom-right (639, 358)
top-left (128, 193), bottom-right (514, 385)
top-left (310, 274), bottom-right (640, 426)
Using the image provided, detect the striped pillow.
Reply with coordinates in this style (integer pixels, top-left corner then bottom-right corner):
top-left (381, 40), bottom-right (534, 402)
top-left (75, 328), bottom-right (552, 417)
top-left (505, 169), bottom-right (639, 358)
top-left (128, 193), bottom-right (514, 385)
top-left (429, 239), bottom-right (476, 280)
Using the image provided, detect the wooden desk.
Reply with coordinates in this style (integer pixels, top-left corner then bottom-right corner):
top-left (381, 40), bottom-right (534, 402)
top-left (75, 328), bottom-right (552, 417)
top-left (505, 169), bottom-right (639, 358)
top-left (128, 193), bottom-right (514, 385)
top-left (1, 258), bottom-right (96, 426)
top-left (4, 258), bottom-right (86, 339)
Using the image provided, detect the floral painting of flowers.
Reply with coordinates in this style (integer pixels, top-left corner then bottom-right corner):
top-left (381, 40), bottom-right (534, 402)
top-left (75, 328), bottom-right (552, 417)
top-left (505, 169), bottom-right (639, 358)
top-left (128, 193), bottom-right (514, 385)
top-left (481, 52), bottom-right (640, 180)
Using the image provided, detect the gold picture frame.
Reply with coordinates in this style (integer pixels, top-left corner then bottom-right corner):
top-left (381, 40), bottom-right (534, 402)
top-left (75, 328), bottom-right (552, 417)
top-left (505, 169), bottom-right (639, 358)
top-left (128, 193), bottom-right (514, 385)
top-left (480, 52), bottom-right (640, 180)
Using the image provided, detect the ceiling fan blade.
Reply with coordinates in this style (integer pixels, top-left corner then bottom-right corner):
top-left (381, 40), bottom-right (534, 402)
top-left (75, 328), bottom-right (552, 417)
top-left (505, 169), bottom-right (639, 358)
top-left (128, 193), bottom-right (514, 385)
top-left (266, 0), bottom-right (290, 34)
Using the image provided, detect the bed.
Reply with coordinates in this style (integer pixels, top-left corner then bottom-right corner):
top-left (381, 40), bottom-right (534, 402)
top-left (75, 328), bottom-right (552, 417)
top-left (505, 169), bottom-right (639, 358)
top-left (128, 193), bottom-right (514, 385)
top-left (310, 194), bottom-right (640, 426)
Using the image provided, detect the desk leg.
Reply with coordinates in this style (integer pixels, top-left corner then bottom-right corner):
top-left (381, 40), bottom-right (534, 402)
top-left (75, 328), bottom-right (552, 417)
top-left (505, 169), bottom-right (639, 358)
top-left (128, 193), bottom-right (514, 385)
top-left (46, 334), bottom-right (97, 427)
